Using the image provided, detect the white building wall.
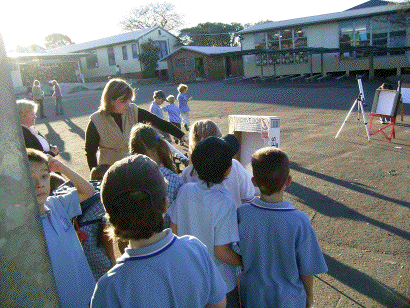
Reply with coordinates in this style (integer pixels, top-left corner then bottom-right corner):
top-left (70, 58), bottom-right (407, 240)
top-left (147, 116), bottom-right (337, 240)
top-left (80, 28), bottom-right (179, 79)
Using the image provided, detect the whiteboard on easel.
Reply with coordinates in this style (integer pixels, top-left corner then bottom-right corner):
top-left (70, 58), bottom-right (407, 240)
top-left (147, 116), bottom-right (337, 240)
top-left (401, 84), bottom-right (410, 104)
top-left (371, 89), bottom-right (400, 116)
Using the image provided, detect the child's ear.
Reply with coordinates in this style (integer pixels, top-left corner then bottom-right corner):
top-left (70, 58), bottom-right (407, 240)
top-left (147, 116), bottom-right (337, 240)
top-left (251, 177), bottom-right (257, 187)
top-left (285, 175), bottom-right (292, 187)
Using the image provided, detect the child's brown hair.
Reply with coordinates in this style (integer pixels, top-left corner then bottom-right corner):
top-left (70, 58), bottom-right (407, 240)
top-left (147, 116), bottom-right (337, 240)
top-left (27, 148), bottom-right (49, 170)
top-left (251, 147), bottom-right (289, 196)
top-left (129, 123), bottom-right (177, 173)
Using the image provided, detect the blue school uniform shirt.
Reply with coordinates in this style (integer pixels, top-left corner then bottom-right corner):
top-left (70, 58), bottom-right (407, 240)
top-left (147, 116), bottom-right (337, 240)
top-left (237, 198), bottom-right (328, 308)
top-left (177, 93), bottom-right (190, 112)
top-left (149, 101), bottom-right (164, 119)
top-left (162, 103), bottom-right (181, 123)
top-left (40, 189), bottom-right (95, 308)
top-left (169, 181), bottom-right (239, 292)
top-left (91, 229), bottom-right (227, 307)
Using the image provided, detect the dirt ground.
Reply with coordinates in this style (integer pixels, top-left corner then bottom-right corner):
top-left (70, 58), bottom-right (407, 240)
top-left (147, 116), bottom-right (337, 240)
top-left (27, 76), bottom-right (410, 307)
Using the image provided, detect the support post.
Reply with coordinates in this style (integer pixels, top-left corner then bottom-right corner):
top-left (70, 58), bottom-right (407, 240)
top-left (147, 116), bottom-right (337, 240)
top-left (0, 34), bottom-right (60, 306)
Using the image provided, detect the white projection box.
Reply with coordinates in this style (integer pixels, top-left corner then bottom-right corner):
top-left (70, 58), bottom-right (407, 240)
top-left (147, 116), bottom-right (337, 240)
top-left (228, 115), bottom-right (281, 177)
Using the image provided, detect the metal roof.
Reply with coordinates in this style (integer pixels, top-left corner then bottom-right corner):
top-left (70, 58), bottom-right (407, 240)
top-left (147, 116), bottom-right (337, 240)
top-left (7, 51), bottom-right (87, 60)
top-left (49, 26), bottom-right (173, 54)
top-left (238, 2), bottom-right (408, 34)
top-left (160, 46), bottom-right (241, 61)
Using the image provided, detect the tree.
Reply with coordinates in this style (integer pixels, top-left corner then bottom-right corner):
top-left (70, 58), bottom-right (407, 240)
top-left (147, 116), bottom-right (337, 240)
top-left (15, 44), bottom-right (46, 53)
top-left (45, 33), bottom-right (74, 49)
top-left (178, 22), bottom-right (244, 47)
top-left (119, 2), bottom-right (184, 31)
top-left (139, 40), bottom-right (160, 78)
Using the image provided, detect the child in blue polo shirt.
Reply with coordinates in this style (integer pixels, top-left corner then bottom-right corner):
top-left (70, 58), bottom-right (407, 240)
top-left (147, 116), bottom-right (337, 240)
top-left (176, 83), bottom-right (192, 131)
top-left (27, 148), bottom-right (96, 308)
top-left (162, 95), bottom-right (181, 129)
top-left (237, 147), bottom-right (328, 308)
top-left (169, 135), bottom-right (243, 307)
top-left (91, 155), bottom-right (227, 307)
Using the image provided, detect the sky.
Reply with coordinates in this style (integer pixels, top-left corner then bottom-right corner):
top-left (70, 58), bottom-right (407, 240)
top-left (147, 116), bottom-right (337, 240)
top-left (0, 0), bottom-right (399, 52)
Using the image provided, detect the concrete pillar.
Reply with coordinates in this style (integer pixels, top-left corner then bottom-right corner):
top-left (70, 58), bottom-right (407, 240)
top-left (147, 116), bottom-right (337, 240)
top-left (0, 35), bottom-right (60, 306)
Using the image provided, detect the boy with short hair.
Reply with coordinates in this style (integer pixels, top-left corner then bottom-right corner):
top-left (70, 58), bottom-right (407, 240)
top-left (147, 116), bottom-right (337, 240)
top-left (149, 90), bottom-right (167, 119)
top-left (91, 154), bottom-right (227, 307)
top-left (163, 95), bottom-right (181, 129)
top-left (237, 147), bottom-right (328, 308)
top-left (176, 83), bottom-right (192, 131)
top-left (170, 135), bottom-right (243, 307)
top-left (27, 148), bottom-right (96, 308)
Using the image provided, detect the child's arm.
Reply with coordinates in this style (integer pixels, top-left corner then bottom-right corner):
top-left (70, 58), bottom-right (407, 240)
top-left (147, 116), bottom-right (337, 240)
top-left (170, 222), bottom-right (178, 234)
top-left (48, 156), bottom-right (95, 203)
top-left (102, 227), bottom-right (116, 267)
top-left (214, 244), bottom-right (243, 268)
top-left (300, 275), bottom-right (314, 308)
top-left (181, 97), bottom-right (192, 104)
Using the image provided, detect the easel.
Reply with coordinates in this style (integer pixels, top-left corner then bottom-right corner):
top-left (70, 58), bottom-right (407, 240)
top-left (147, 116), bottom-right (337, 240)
top-left (368, 81), bottom-right (401, 143)
top-left (367, 114), bottom-right (396, 142)
top-left (335, 77), bottom-right (371, 141)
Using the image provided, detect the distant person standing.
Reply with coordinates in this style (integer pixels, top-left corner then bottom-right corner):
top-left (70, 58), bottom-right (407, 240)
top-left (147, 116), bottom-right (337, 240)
top-left (163, 95), bottom-right (181, 129)
top-left (177, 84), bottom-right (192, 131)
top-left (32, 80), bottom-right (46, 118)
top-left (51, 80), bottom-right (64, 115)
top-left (115, 65), bottom-right (121, 76)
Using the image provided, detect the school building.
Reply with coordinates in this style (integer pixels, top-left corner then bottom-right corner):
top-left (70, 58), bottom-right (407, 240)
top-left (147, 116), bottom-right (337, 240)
top-left (161, 46), bottom-right (243, 82)
top-left (234, 1), bottom-right (410, 80)
top-left (50, 26), bottom-right (179, 82)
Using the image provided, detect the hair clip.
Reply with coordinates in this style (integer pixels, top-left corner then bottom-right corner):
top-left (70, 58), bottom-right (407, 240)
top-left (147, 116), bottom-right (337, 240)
top-left (129, 152), bottom-right (134, 156)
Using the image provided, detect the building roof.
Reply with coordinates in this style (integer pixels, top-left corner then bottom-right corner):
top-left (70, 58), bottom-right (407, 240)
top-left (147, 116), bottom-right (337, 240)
top-left (49, 26), bottom-right (174, 54)
top-left (7, 51), bottom-right (87, 61)
top-left (238, 2), bottom-right (408, 34)
top-left (160, 46), bottom-right (241, 61)
top-left (346, 0), bottom-right (390, 11)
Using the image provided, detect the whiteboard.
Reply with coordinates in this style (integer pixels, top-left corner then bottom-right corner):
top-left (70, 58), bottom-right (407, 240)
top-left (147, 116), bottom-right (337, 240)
top-left (371, 89), bottom-right (399, 116)
top-left (401, 84), bottom-right (410, 104)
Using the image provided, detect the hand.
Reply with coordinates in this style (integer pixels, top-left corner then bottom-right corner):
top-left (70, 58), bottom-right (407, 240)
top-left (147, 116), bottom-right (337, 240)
top-left (188, 97), bottom-right (193, 101)
top-left (51, 146), bottom-right (59, 156)
top-left (47, 155), bottom-right (65, 174)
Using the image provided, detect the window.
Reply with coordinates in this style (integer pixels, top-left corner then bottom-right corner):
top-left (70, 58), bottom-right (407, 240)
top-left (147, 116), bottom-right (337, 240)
top-left (265, 28), bottom-right (308, 65)
top-left (107, 46), bottom-right (116, 66)
top-left (131, 44), bottom-right (138, 59)
top-left (294, 28), bottom-right (307, 48)
top-left (122, 46), bottom-right (128, 60)
top-left (340, 14), bottom-right (406, 59)
top-left (154, 41), bottom-right (168, 59)
top-left (254, 33), bottom-right (266, 49)
top-left (86, 50), bottom-right (99, 69)
top-left (176, 58), bottom-right (187, 66)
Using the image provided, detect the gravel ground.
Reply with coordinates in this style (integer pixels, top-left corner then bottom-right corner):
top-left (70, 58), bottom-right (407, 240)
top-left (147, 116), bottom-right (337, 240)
top-left (28, 76), bottom-right (410, 307)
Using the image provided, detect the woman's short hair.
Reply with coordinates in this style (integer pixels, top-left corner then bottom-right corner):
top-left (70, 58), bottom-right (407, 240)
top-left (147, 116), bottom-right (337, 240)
top-left (16, 99), bottom-right (37, 119)
top-left (188, 119), bottom-right (222, 155)
top-left (99, 78), bottom-right (136, 114)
